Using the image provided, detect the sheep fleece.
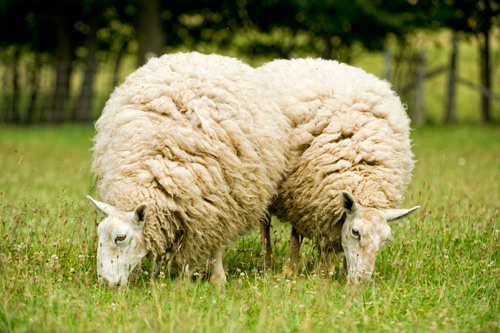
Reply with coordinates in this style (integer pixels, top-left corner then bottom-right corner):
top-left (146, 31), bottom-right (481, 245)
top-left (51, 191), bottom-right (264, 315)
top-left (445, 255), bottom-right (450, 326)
top-left (91, 52), bottom-right (289, 268)
top-left (258, 58), bottom-right (414, 243)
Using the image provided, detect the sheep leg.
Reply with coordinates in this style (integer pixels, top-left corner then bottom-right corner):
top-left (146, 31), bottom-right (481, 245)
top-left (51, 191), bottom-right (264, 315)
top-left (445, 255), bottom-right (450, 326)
top-left (285, 227), bottom-right (303, 277)
top-left (208, 248), bottom-right (226, 285)
top-left (177, 263), bottom-right (190, 281)
top-left (150, 253), bottom-right (166, 278)
top-left (259, 212), bottom-right (273, 268)
top-left (317, 245), bottom-right (328, 271)
top-left (319, 248), bottom-right (336, 276)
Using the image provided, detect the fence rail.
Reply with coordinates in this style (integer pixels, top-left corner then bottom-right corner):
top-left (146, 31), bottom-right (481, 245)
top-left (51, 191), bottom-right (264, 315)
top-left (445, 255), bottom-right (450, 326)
top-left (384, 36), bottom-right (498, 125)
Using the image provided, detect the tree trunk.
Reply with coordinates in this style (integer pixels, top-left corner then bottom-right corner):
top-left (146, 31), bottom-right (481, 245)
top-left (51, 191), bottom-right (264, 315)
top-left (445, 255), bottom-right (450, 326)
top-left (478, 30), bottom-right (491, 124)
top-left (27, 52), bottom-right (42, 124)
top-left (322, 35), bottom-right (332, 60)
top-left (413, 51), bottom-right (426, 126)
top-left (50, 10), bottom-right (74, 123)
top-left (135, 0), bottom-right (164, 67)
top-left (445, 34), bottom-right (459, 124)
top-left (0, 58), bottom-right (6, 123)
top-left (74, 10), bottom-right (99, 122)
top-left (112, 38), bottom-right (130, 90)
top-left (8, 46), bottom-right (21, 124)
top-left (383, 48), bottom-right (393, 82)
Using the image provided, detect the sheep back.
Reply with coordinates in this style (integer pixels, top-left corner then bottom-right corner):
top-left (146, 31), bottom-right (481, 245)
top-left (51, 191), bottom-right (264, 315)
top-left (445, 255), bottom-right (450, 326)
top-left (91, 52), bottom-right (290, 267)
top-left (258, 58), bottom-right (414, 241)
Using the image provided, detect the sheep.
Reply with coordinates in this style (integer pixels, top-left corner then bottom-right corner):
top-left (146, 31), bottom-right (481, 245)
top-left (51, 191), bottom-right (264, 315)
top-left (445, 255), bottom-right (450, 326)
top-left (87, 52), bottom-right (290, 286)
top-left (257, 58), bottom-right (419, 283)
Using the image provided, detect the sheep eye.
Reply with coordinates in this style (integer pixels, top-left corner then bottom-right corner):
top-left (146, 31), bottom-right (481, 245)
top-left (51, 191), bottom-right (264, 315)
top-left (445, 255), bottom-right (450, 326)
top-left (115, 235), bottom-right (127, 243)
top-left (351, 228), bottom-right (360, 238)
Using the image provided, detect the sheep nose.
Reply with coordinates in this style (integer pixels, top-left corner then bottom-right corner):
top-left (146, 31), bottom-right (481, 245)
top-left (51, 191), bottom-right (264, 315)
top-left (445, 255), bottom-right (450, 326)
top-left (360, 274), bottom-right (373, 284)
top-left (97, 277), bottom-right (107, 287)
top-left (97, 274), bottom-right (120, 288)
top-left (348, 272), bottom-right (373, 284)
top-left (100, 279), bottom-right (120, 288)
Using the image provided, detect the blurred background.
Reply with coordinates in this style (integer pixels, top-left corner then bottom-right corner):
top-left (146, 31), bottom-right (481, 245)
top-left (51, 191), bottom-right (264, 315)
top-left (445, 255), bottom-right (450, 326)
top-left (0, 0), bottom-right (498, 125)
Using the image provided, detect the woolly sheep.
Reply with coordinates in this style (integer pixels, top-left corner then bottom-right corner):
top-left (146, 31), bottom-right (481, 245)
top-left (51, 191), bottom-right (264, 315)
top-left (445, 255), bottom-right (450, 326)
top-left (257, 58), bottom-right (419, 283)
top-left (87, 52), bottom-right (290, 286)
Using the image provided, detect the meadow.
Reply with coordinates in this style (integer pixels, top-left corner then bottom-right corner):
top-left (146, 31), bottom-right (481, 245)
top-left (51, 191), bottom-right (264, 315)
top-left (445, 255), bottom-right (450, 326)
top-left (0, 124), bottom-right (499, 332)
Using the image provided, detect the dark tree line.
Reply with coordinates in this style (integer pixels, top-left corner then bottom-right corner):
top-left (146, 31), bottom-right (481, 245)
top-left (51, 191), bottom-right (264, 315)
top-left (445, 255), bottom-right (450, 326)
top-left (413, 0), bottom-right (500, 123)
top-left (0, 0), bottom-right (498, 124)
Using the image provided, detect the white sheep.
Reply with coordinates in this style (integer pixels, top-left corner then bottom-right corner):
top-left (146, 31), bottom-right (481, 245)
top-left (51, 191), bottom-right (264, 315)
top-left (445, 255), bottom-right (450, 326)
top-left (257, 58), bottom-right (419, 283)
top-left (88, 52), bottom-right (290, 286)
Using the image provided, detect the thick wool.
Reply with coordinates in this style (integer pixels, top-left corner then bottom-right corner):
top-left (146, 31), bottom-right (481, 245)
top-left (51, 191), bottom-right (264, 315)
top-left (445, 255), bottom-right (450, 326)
top-left (91, 52), bottom-right (290, 269)
top-left (257, 58), bottom-right (414, 244)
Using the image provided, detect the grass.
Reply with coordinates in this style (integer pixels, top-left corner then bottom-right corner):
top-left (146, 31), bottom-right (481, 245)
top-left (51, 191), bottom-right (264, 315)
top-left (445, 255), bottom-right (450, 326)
top-left (0, 125), bottom-right (499, 332)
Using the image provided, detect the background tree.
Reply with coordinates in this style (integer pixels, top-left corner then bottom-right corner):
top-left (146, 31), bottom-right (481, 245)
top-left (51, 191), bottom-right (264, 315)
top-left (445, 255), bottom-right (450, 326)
top-left (412, 0), bottom-right (500, 124)
top-left (0, 0), bottom-right (498, 124)
top-left (136, 0), bottom-right (164, 66)
top-left (73, 0), bottom-right (107, 122)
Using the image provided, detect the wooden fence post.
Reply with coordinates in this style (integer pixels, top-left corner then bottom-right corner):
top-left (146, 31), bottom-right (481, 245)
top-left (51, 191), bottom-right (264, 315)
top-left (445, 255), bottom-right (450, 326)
top-left (445, 33), bottom-right (459, 124)
top-left (414, 51), bottom-right (426, 126)
top-left (383, 48), bottom-right (393, 82)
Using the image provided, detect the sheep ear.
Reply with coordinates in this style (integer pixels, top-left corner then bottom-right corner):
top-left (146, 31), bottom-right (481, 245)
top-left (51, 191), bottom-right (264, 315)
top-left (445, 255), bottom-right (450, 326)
top-left (87, 195), bottom-right (116, 216)
top-left (133, 203), bottom-right (148, 228)
top-left (340, 191), bottom-right (358, 214)
top-left (384, 206), bottom-right (420, 222)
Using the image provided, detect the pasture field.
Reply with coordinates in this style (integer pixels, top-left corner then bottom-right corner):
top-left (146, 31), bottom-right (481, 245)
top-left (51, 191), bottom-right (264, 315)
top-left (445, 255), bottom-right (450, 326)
top-left (0, 125), bottom-right (499, 332)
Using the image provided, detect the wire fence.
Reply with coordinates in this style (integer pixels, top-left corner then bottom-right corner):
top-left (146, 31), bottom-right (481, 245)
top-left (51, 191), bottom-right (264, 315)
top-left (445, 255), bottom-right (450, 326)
top-left (0, 53), bottom-right (133, 124)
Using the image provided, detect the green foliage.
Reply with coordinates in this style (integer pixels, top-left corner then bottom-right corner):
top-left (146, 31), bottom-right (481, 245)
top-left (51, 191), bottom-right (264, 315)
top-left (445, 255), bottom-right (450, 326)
top-left (0, 125), bottom-right (499, 331)
top-left (1, 0), bottom-right (499, 124)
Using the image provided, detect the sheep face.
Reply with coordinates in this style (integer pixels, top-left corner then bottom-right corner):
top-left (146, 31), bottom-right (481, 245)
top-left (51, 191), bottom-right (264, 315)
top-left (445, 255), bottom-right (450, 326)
top-left (340, 191), bottom-right (419, 284)
top-left (87, 196), bottom-right (149, 286)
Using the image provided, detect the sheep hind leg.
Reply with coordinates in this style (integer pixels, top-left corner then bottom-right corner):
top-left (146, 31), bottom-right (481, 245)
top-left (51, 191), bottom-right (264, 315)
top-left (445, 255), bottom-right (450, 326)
top-left (260, 212), bottom-right (273, 269)
top-left (208, 248), bottom-right (226, 285)
top-left (285, 227), bottom-right (303, 277)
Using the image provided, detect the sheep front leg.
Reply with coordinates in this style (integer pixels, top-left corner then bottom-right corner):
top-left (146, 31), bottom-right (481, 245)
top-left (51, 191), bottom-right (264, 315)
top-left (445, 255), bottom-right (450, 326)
top-left (208, 248), bottom-right (226, 285)
top-left (318, 247), bottom-right (336, 276)
top-left (260, 212), bottom-right (273, 268)
top-left (285, 227), bottom-right (303, 277)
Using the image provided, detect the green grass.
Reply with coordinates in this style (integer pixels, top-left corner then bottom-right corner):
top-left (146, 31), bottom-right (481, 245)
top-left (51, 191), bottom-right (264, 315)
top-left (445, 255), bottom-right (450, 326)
top-left (0, 125), bottom-right (499, 332)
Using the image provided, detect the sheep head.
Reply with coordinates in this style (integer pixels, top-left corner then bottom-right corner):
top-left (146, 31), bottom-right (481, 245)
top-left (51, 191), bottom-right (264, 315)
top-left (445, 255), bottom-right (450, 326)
top-left (340, 191), bottom-right (419, 284)
top-left (87, 196), bottom-right (149, 287)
